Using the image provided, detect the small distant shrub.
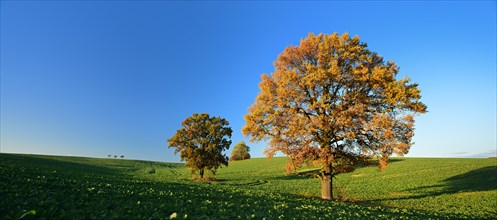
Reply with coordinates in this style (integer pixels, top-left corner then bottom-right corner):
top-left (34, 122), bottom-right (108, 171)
top-left (230, 141), bottom-right (251, 161)
top-left (147, 169), bottom-right (156, 174)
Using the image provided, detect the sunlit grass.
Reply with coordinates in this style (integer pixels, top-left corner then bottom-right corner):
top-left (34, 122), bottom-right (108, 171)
top-left (1, 153), bottom-right (495, 219)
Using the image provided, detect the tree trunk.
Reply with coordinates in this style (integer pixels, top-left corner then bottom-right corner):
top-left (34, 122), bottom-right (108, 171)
top-left (321, 164), bottom-right (333, 200)
top-left (199, 169), bottom-right (204, 179)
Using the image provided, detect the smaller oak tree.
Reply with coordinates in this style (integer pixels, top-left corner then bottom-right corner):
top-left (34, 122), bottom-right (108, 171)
top-left (168, 113), bottom-right (232, 179)
top-left (230, 141), bottom-right (251, 161)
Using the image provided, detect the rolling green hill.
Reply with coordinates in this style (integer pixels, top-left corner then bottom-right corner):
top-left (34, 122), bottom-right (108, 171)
top-left (1, 153), bottom-right (496, 219)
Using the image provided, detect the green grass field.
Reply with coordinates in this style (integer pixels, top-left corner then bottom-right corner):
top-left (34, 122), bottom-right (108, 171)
top-left (1, 153), bottom-right (496, 219)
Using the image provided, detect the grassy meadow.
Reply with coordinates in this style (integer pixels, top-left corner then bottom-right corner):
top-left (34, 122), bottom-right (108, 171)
top-left (1, 153), bottom-right (496, 219)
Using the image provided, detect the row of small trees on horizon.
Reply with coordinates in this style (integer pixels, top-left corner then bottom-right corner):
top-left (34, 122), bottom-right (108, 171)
top-left (107, 155), bottom-right (125, 159)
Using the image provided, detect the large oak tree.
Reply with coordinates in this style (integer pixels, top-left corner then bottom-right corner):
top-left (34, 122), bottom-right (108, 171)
top-left (243, 33), bottom-right (426, 200)
top-left (168, 113), bottom-right (232, 179)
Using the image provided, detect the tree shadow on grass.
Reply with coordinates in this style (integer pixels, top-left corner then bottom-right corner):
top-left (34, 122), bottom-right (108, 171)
top-left (220, 179), bottom-right (268, 186)
top-left (408, 166), bottom-right (496, 197)
top-left (366, 166), bottom-right (497, 203)
top-left (270, 158), bottom-right (405, 181)
top-left (442, 166), bottom-right (497, 192)
top-left (351, 166), bottom-right (497, 219)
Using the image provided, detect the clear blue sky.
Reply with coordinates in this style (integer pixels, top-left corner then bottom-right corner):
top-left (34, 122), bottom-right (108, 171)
top-left (1, 1), bottom-right (495, 162)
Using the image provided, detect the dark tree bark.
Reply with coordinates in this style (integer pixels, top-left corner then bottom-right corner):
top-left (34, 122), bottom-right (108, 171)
top-left (199, 169), bottom-right (204, 179)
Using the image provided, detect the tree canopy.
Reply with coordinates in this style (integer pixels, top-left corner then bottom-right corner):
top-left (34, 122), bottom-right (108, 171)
top-left (168, 113), bottom-right (232, 179)
top-left (242, 32), bottom-right (426, 200)
top-left (230, 141), bottom-right (251, 161)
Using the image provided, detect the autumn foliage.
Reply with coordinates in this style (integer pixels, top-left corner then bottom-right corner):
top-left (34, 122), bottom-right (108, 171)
top-left (242, 32), bottom-right (426, 200)
top-left (230, 141), bottom-right (251, 161)
top-left (168, 113), bottom-right (232, 179)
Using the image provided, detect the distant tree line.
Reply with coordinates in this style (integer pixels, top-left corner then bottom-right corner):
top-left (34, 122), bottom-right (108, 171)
top-left (108, 155), bottom-right (125, 159)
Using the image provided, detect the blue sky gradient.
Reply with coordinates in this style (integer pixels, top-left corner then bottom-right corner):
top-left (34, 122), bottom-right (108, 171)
top-left (1, 1), bottom-right (496, 162)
